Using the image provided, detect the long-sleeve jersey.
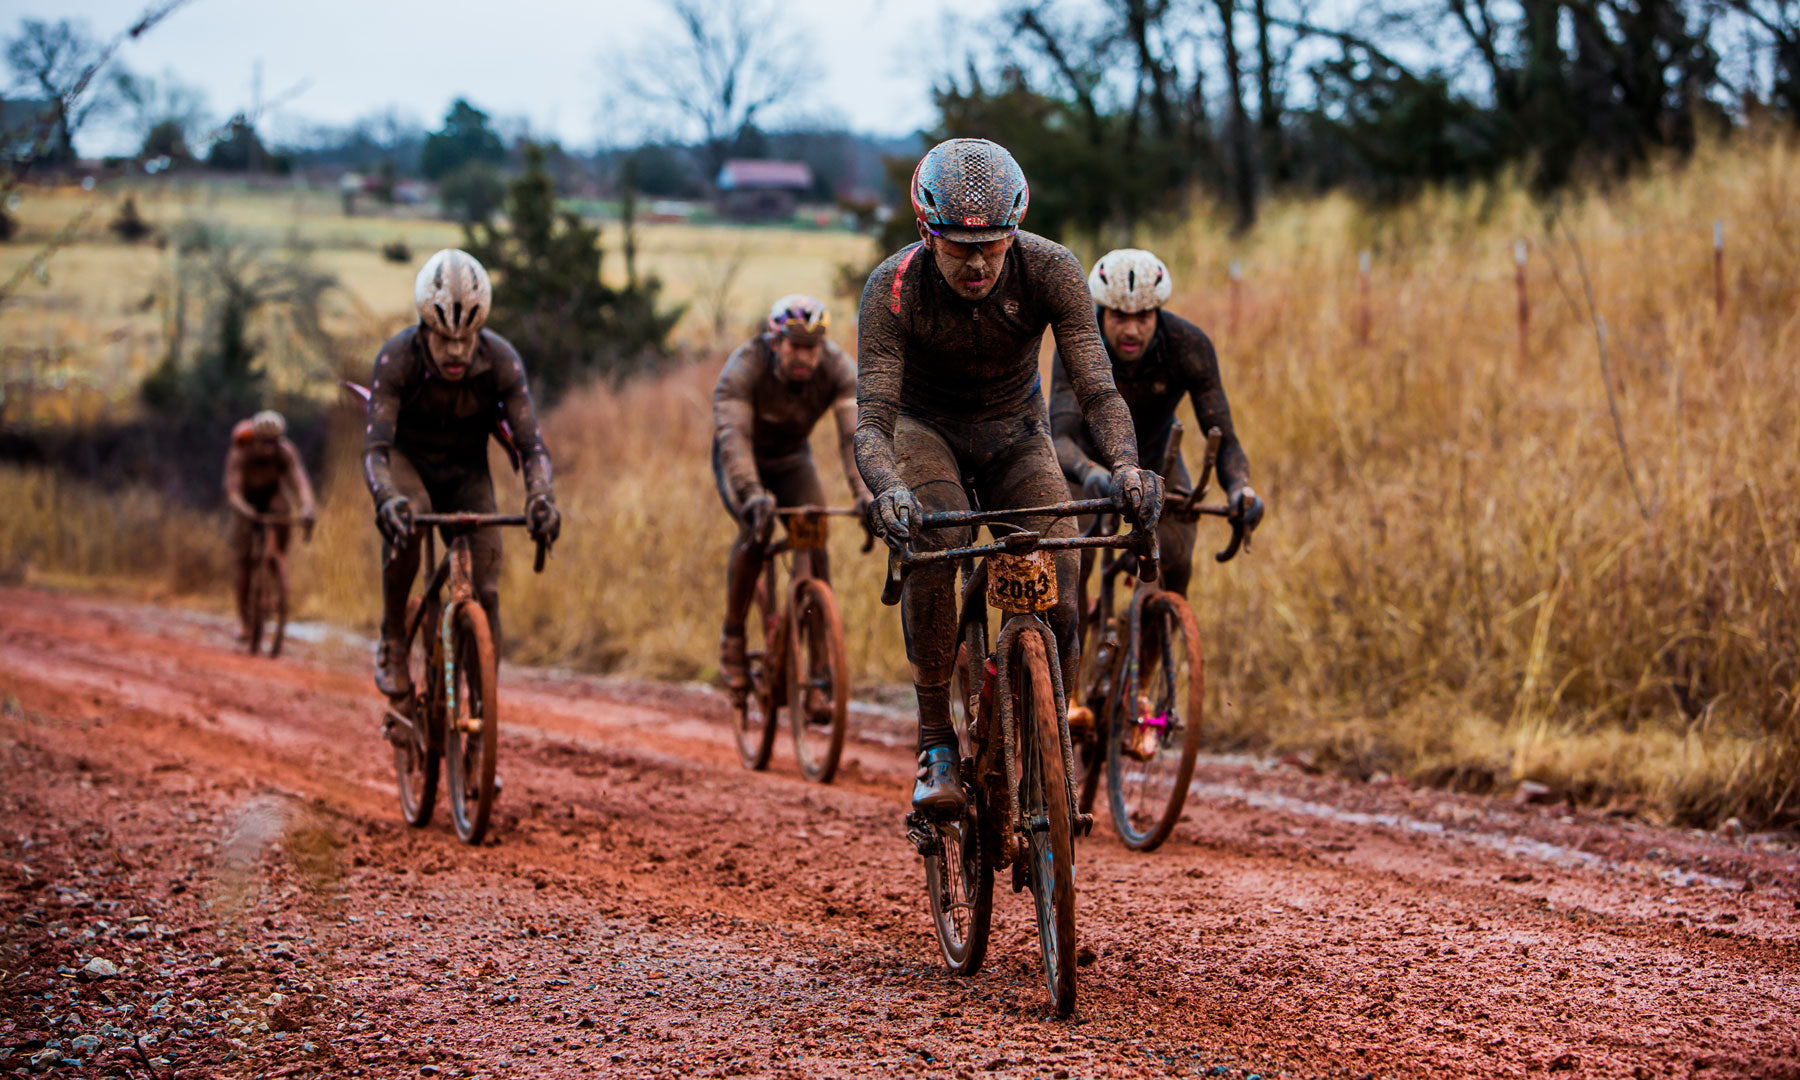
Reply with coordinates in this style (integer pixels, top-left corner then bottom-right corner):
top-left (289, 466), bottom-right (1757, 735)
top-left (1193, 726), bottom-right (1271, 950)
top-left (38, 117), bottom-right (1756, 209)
top-left (361, 325), bottom-right (552, 504)
top-left (223, 432), bottom-right (315, 516)
top-left (711, 334), bottom-right (869, 504)
top-left (1049, 309), bottom-right (1250, 496)
top-left (853, 230), bottom-right (1140, 497)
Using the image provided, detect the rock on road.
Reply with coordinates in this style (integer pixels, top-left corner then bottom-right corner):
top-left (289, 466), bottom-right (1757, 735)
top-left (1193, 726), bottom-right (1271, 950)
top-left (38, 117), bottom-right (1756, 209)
top-left (1, 586), bottom-right (1797, 1079)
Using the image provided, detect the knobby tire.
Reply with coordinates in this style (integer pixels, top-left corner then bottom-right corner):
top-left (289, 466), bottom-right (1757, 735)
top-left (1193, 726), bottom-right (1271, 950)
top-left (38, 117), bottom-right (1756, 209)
top-left (788, 579), bottom-right (849, 784)
top-left (1105, 592), bottom-right (1204, 852)
top-left (925, 639), bottom-right (994, 975)
top-left (446, 600), bottom-right (500, 844)
top-left (394, 596), bottom-right (440, 828)
top-left (733, 575), bottom-right (780, 770)
top-left (1019, 631), bottom-right (1078, 1016)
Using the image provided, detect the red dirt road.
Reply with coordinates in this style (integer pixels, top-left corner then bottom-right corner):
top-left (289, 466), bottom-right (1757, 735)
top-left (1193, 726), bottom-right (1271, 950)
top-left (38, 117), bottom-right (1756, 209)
top-left (2, 585), bottom-right (1798, 1079)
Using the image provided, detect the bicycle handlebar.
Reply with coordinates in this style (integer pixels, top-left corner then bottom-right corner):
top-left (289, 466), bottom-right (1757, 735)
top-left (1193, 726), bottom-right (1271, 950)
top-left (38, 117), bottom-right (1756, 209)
top-left (410, 513), bottom-right (552, 573)
top-left (879, 494), bottom-right (1158, 607)
top-left (765, 505), bottom-right (877, 553)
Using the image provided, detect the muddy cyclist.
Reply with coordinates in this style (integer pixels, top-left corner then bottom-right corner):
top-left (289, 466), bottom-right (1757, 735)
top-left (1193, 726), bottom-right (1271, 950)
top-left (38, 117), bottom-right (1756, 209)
top-left (364, 248), bottom-right (561, 706)
top-left (713, 294), bottom-right (872, 692)
top-left (224, 409), bottom-right (316, 643)
top-left (1050, 247), bottom-right (1263, 596)
top-left (855, 137), bottom-right (1163, 816)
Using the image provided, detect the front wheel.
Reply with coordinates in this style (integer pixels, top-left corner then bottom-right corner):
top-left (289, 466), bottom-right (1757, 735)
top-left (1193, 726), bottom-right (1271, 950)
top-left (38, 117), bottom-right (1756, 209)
top-left (788, 579), bottom-right (850, 783)
top-left (444, 600), bottom-right (500, 844)
top-left (1105, 592), bottom-right (1204, 852)
top-left (1018, 630), bottom-right (1078, 1016)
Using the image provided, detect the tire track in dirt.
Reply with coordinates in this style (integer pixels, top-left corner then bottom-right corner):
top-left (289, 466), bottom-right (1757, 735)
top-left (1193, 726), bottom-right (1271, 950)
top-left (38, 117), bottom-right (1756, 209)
top-left (2, 585), bottom-right (1798, 1079)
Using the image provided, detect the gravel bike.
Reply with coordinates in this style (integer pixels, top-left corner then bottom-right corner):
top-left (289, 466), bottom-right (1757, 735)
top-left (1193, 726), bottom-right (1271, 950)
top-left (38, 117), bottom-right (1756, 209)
top-left (386, 513), bottom-right (548, 844)
top-left (885, 491), bottom-right (1158, 1017)
top-left (1071, 425), bottom-right (1250, 851)
top-left (733, 506), bottom-right (871, 783)
top-left (242, 512), bottom-right (308, 658)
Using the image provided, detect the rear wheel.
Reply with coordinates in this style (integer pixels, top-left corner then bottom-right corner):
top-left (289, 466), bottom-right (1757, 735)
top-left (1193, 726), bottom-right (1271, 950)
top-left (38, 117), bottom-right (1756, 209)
top-left (1018, 631), bottom-right (1078, 1016)
top-left (788, 579), bottom-right (849, 783)
top-left (393, 596), bottom-right (440, 828)
top-left (445, 600), bottom-right (500, 844)
top-left (1105, 592), bottom-right (1204, 852)
top-left (732, 574), bottom-right (780, 770)
top-left (926, 636), bottom-right (994, 974)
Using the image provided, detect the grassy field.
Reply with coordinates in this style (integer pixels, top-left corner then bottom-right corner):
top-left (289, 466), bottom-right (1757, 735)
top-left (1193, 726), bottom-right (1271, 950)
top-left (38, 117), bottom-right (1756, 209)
top-left (4, 139), bottom-right (1798, 827)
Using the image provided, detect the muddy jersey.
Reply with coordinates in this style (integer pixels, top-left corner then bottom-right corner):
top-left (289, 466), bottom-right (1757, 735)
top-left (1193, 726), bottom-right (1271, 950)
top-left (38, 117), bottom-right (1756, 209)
top-left (361, 325), bottom-right (552, 503)
top-left (1050, 310), bottom-right (1250, 495)
top-left (853, 230), bottom-right (1140, 496)
top-left (226, 435), bottom-right (306, 502)
top-left (712, 334), bottom-right (860, 503)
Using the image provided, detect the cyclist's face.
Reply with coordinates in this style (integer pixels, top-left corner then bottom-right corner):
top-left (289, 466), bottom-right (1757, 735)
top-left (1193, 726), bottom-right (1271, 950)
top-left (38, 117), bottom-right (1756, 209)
top-left (1101, 307), bottom-right (1158, 360)
top-left (922, 223), bottom-right (1013, 301)
top-left (774, 335), bottom-right (823, 382)
top-left (425, 327), bottom-right (478, 380)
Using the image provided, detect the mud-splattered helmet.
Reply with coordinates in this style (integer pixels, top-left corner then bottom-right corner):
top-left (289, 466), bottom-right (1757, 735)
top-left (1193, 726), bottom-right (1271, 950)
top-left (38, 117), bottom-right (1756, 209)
top-left (249, 409), bottom-right (286, 439)
top-left (414, 248), bottom-right (492, 339)
top-left (910, 138), bottom-right (1029, 243)
top-left (766, 294), bottom-right (830, 341)
top-left (1089, 249), bottom-right (1171, 313)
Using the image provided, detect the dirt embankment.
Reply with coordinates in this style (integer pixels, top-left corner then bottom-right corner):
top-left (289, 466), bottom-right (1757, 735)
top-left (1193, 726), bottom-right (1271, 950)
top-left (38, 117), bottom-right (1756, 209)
top-left (1, 586), bottom-right (1797, 1079)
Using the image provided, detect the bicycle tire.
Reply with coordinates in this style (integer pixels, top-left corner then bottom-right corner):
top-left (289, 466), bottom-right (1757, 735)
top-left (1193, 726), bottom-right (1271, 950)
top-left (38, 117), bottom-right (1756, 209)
top-left (732, 573), bottom-right (781, 770)
top-left (1105, 592), bottom-right (1204, 852)
top-left (265, 553), bottom-right (288, 659)
top-left (445, 600), bottom-right (500, 844)
top-left (1019, 631), bottom-right (1078, 1016)
top-left (245, 536), bottom-right (265, 657)
top-left (394, 596), bottom-right (440, 828)
top-left (926, 639), bottom-right (994, 974)
top-left (788, 579), bottom-right (849, 783)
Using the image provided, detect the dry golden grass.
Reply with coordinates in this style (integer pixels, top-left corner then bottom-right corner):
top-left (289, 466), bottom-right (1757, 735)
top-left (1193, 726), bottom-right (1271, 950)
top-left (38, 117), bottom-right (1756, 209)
top-left (6, 137), bottom-right (1799, 825)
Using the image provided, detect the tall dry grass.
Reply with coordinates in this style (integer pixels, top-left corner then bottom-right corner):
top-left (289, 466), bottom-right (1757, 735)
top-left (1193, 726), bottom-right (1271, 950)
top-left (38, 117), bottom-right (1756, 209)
top-left (10, 136), bottom-right (1798, 825)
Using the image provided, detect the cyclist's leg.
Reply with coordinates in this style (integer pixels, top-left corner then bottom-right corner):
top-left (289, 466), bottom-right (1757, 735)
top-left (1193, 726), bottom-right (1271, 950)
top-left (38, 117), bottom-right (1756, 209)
top-left (978, 413), bottom-right (1082, 686)
top-left (379, 455), bottom-right (433, 643)
top-left (895, 416), bottom-right (973, 756)
top-left (229, 503), bottom-right (256, 635)
top-left (714, 440), bottom-right (767, 688)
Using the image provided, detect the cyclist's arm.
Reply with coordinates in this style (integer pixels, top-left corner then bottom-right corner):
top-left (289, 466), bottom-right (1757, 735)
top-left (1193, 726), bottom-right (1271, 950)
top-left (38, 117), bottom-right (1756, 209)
top-left (1047, 350), bottom-right (1105, 488)
top-left (222, 443), bottom-right (256, 519)
top-left (712, 343), bottom-right (764, 505)
top-left (1044, 244), bottom-right (1139, 470)
top-left (489, 333), bottom-right (553, 498)
top-left (279, 437), bottom-right (317, 518)
top-left (1183, 331), bottom-right (1251, 497)
top-left (361, 341), bottom-right (407, 506)
top-left (826, 345), bottom-right (871, 503)
top-left (852, 250), bottom-right (911, 497)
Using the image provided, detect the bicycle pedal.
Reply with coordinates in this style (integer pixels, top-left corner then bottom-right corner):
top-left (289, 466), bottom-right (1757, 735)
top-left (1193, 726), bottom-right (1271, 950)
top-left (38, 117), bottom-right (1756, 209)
top-left (904, 812), bottom-right (941, 857)
top-left (1075, 812), bottom-right (1095, 837)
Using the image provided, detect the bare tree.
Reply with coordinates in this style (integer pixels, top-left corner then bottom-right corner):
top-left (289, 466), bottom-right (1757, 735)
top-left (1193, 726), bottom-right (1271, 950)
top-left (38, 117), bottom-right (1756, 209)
top-left (113, 68), bottom-right (210, 160)
top-left (4, 19), bottom-right (114, 165)
top-left (612, 0), bottom-right (810, 175)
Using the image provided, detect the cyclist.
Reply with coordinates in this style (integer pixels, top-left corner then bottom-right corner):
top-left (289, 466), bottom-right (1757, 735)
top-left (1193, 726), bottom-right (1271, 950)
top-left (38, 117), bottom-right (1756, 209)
top-left (713, 294), bottom-right (872, 692)
top-left (363, 248), bottom-right (561, 703)
top-left (224, 409), bottom-right (316, 642)
top-left (856, 138), bottom-right (1163, 816)
top-left (1050, 248), bottom-right (1262, 599)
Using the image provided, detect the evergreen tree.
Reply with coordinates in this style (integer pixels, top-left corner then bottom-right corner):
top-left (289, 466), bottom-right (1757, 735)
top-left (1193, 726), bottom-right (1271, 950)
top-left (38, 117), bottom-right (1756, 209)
top-left (464, 144), bottom-right (684, 402)
top-left (420, 98), bottom-right (506, 181)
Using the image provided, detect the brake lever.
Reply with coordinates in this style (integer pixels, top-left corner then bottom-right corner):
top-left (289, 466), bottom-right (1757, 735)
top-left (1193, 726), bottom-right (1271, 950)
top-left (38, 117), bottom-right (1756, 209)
top-left (534, 537), bottom-right (549, 574)
top-left (881, 544), bottom-right (905, 607)
top-left (1215, 518), bottom-right (1246, 563)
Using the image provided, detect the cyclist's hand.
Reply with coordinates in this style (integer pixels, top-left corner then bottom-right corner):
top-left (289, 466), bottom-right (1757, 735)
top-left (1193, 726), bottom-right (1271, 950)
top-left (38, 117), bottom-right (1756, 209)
top-left (1079, 464), bottom-right (1113, 502)
top-left (1229, 485), bottom-right (1264, 532)
top-left (871, 486), bottom-right (923, 545)
top-left (743, 490), bottom-right (776, 541)
top-left (376, 495), bottom-right (414, 545)
top-left (1111, 465), bottom-right (1164, 530)
top-left (526, 491), bottom-right (561, 545)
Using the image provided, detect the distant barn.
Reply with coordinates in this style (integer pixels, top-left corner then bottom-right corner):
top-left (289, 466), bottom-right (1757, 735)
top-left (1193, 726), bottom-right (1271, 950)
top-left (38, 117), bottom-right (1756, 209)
top-left (715, 159), bottom-right (813, 222)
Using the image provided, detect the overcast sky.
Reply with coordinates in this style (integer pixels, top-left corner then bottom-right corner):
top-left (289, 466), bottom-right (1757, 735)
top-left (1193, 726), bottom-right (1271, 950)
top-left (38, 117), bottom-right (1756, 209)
top-left (13, 0), bottom-right (1005, 153)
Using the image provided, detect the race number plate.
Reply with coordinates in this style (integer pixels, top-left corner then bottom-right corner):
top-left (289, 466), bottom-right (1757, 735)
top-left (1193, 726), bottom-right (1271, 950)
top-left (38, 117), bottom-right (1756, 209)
top-left (786, 513), bottom-right (829, 550)
top-left (987, 550), bottom-right (1057, 613)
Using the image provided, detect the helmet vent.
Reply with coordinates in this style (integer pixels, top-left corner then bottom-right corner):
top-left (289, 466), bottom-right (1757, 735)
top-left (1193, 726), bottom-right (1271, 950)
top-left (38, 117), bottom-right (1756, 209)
top-left (1128, 269), bottom-right (1136, 291)
top-left (433, 302), bottom-right (448, 328)
top-left (453, 301), bottom-right (464, 329)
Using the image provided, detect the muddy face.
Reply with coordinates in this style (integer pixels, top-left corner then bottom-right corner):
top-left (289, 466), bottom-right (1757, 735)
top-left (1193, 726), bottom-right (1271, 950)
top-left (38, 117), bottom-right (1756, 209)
top-left (1101, 307), bottom-right (1158, 361)
top-left (425, 328), bottom-right (479, 380)
top-left (773, 336), bottom-right (823, 383)
top-left (923, 226), bottom-right (1014, 302)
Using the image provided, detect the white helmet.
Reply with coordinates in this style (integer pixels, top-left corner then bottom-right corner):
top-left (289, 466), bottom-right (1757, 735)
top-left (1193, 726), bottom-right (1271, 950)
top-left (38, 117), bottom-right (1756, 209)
top-left (250, 409), bottom-right (286, 438)
top-left (1088, 248), bottom-right (1171, 313)
top-left (414, 248), bottom-right (492, 338)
